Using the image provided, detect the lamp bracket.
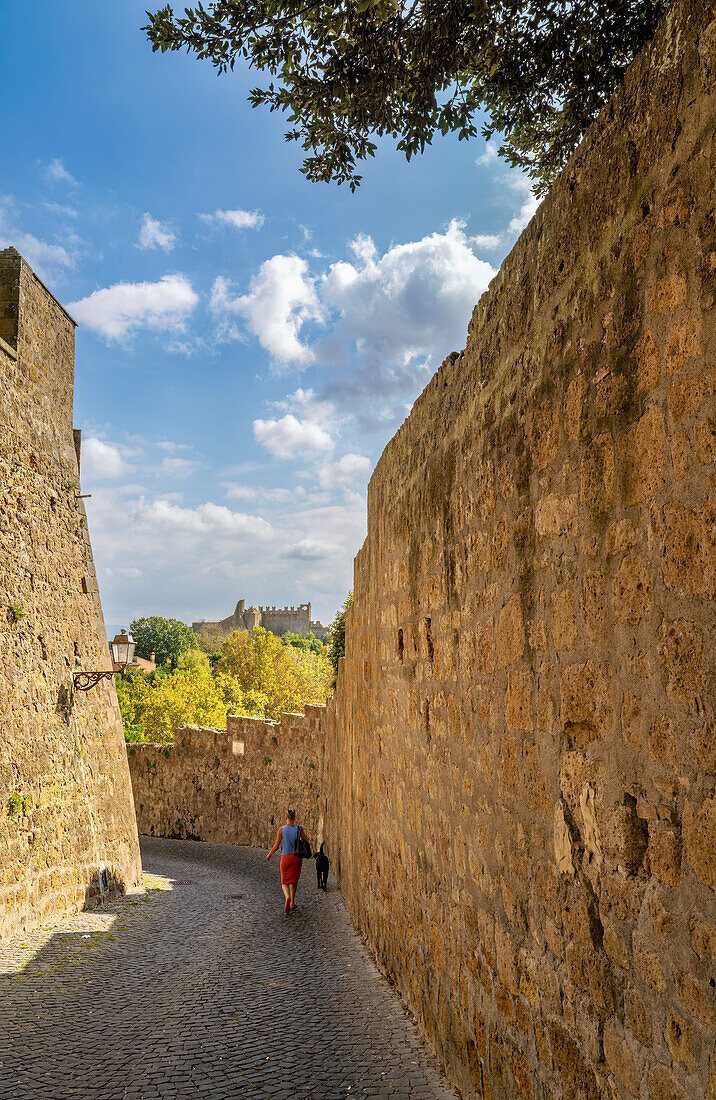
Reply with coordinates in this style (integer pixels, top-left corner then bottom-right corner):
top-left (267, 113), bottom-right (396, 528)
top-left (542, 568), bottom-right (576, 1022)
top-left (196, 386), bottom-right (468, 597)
top-left (73, 670), bottom-right (115, 692)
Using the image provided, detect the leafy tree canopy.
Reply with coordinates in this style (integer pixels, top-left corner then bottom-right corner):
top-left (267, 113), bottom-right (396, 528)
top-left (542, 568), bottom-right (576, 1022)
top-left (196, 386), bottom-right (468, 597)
top-left (129, 615), bottom-right (197, 669)
top-left (282, 630), bottom-right (326, 656)
top-left (217, 626), bottom-right (332, 719)
top-left (328, 591), bottom-right (353, 683)
top-left (145, 0), bottom-right (666, 191)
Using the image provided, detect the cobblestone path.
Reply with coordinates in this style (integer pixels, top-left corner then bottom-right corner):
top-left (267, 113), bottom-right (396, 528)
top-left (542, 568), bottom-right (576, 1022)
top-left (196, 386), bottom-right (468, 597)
top-left (0, 838), bottom-right (456, 1099)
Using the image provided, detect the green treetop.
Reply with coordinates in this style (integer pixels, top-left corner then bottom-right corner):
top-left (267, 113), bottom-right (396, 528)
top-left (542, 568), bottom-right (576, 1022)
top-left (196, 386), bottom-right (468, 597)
top-left (145, 0), bottom-right (666, 192)
top-left (129, 615), bottom-right (197, 669)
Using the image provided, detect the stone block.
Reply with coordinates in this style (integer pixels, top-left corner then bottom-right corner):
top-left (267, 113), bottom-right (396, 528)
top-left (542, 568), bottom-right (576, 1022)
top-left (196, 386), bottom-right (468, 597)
top-left (664, 1010), bottom-right (694, 1073)
top-left (535, 494), bottom-right (578, 538)
top-left (665, 312), bottom-right (703, 373)
top-left (683, 797), bottom-right (716, 890)
top-left (496, 595), bottom-right (525, 667)
top-left (505, 669), bottom-right (534, 731)
top-left (690, 915), bottom-right (716, 963)
top-left (650, 271), bottom-right (688, 314)
top-left (551, 588), bottom-right (577, 650)
top-left (632, 329), bottom-right (661, 391)
top-left (613, 552), bottom-right (652, 625)
top-left (657, 618), bottom-right (704, 704)
top-left (530, 402), bottom-right (562, 471)
top-left (662, 501), bottom-right (716, 600)
top-left (622, 406), bottom-right (668, 506)
top-left (581, 432), bottom-right (616, 515)
top-left (625, 985), bottom-right (652, 1046)
top-left (581, 570), bottom-right (608, 642)
top-left (603, 1021), bottom-right (641, 1096)
top-left (694, 415), bottom-right (716, 464)
top-left (560, 661), bottom-right (614, 746)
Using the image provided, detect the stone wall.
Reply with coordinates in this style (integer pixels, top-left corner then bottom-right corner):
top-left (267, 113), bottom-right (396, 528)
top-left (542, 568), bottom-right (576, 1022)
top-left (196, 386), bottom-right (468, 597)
top-left (0, 249), bottom-right (142, 943)
top-left (326, 3), bottom-right (716, 1097)
top-left (123, 3), bottom-right (714, 1096)
top-left (127, 709), bottom-right (327, 848)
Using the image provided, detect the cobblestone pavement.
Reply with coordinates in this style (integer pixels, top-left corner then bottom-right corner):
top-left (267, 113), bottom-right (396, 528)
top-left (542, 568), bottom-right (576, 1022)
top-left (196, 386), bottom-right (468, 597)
top-left (0, 838), bottom-right (457, 1099)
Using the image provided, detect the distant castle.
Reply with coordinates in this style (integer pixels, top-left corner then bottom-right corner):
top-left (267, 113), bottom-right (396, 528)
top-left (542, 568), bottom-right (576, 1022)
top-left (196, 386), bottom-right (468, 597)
top-left (192, 599), bottom-right (329, 641)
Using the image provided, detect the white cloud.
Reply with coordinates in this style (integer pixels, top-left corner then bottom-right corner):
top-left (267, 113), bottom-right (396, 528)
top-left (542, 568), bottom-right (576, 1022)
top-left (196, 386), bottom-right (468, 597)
top-left (210, 254), bottom-right (323, 366)
top-left (506, 176), bottom-right (541, 236)
top-left (476, 141), bottom-right (500, 167)
top-left (155, 440), bottom-right (192, 453)
top-left (81, 438), bottom-right (127, 481)
top-left (69, 274), bottom-right (199, 341)
top-left (471, 233), bottom-right (502, 250)
top-left (44, 158), bottom-right (78, 186)
top-left (315, 219), bottom-right (496, 424)
top-left (209, 221), bottom-right (495, 428)
top-left (201, 208), bottom-right (264, 231)
top-left (0, 196), bottom-right (76, 282)
top-left (322, 219), bottom-right (494, 363)
top-left (138, 213), bottom-right (176, 251)
top-left (157, 456), bottom-right (200, 478)
top-left (0, 230), bottom-right (73, 279)
top-left (223, 484), bottom-right (296, 503)
top-left (143, 499), bottom-right (273, 536)
top-left (317, 453), bottom-right (371, 490)
top-left (105, 566), bottom-right (143, 579)
top-left (253, 414), bottom-right (334, 460)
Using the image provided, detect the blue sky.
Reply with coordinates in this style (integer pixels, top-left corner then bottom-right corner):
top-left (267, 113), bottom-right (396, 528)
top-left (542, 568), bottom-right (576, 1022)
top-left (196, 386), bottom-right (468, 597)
top-left (1, 0), bottom-right (537, 631)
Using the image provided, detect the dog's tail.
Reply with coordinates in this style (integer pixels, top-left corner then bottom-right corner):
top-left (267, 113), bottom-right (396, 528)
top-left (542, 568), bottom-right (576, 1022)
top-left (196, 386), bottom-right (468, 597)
top-left (320, 842), bottom-right (325, 854)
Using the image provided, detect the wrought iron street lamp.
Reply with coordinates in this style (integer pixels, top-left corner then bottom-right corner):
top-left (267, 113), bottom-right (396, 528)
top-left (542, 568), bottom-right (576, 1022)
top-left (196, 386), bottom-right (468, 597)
top-left (73, 629), bottom-right (136, 692)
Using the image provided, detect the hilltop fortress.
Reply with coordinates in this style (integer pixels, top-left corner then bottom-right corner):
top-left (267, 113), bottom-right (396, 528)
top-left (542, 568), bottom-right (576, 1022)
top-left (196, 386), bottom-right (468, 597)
top-left (192, 599), bottom-right (328, 640)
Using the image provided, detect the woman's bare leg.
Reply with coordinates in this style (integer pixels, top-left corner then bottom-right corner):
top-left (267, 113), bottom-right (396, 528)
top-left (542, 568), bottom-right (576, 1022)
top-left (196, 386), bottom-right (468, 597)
top-left (282, 884), bottom-right (290, 913)
top-left (289, 884), bottom-right (297, 909)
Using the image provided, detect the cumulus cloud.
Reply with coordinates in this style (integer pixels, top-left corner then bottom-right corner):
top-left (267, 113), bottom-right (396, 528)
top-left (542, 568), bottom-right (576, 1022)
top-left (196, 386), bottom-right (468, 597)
top-left (253, 414), bottom-right (334, 460)
top-left (138, 213), bottom-right (176, 251)
top-left (317, 453), bottom-right (371, 490)
top-left (209, 221), bottom-right (495, 427)
top-left (315, 219), bottom-right (496, 423)
top-left (201, 208), bottom-right (264, 231)
top-left (69, 274), bottom-right (199, 341)
top-left (44, 158), bottom-right (78, 186)
top-left (322, 219), bottom-right (493, 365)
top-left (210, 254), bottom-right (323, 366)
top-left (143, 499), bottom-right (273, 536)
top-left (81, 438), bottom-right (127, 481)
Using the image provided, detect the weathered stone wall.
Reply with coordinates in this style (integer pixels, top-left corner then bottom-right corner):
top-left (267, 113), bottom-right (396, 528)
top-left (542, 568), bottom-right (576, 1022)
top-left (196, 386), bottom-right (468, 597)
top-left (127, 709), bottom-right (327, 848)
top-left (0, 249), bottom-right (142, 943)
top-left (325, 3), bottom-right (716, 1098)
top-left (123, 3), bottom-right (714, 1095)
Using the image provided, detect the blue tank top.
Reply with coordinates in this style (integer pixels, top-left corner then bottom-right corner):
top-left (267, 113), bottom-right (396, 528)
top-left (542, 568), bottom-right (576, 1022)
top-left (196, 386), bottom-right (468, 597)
top-left (282, 824), bottom-right (301, 855)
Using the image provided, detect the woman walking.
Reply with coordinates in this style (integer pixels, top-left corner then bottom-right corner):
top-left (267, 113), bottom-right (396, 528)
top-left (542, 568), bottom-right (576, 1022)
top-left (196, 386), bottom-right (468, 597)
top-left (267, 809), bottom-right (309, 913)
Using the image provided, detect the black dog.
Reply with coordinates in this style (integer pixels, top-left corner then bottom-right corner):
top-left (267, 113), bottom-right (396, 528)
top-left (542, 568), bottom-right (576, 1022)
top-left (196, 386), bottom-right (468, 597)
top-left (314, 842), bottom-right (329, 891)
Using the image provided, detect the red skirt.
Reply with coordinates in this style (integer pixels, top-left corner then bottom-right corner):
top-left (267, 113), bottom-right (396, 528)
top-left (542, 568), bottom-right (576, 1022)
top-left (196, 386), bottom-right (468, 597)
top-left (280, 854), bottom-right (303, 885)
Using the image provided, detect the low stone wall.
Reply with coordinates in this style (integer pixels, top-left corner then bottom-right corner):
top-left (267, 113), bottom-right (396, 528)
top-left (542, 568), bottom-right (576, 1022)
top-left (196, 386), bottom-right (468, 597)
top-left (127, 708), bottom-right (327, 849)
